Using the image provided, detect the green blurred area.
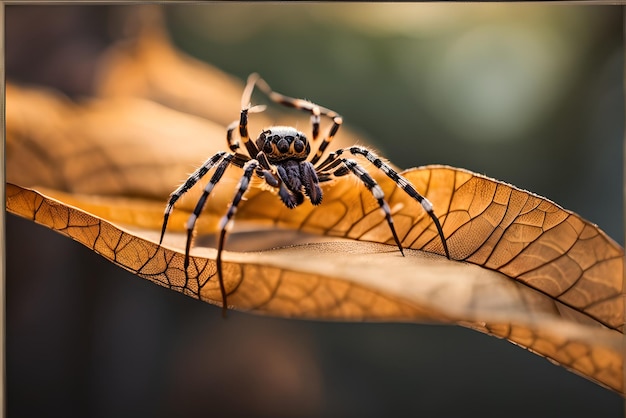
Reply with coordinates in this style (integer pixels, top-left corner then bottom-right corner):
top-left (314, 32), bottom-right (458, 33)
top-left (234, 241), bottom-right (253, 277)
top-left (166, 3), bottom-right (624, 243)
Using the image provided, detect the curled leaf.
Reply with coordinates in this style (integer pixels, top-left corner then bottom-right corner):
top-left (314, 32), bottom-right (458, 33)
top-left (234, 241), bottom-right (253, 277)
top-left (6, 182), bottom-right (623, 393)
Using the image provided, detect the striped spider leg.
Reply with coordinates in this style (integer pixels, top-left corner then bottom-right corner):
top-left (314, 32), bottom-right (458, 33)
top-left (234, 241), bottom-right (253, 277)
top-left (159, 73), bottom-right (450, 316)
top-left (315, 146), bottom-right (450, 259)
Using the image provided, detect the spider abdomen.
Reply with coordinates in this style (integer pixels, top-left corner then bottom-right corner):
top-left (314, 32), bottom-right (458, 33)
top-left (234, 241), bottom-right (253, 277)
top-left (258, 126), bottom-right (311, 162)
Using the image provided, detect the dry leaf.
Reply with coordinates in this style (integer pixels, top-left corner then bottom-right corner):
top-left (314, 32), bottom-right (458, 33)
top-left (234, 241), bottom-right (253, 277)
top-left (6, 12), bottom-right (624, 395)
top-left (6, 181), bottom-right (624, 393)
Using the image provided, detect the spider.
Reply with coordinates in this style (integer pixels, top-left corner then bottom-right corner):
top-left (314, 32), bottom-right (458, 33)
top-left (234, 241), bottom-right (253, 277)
top-left (159, 73), bottom-right (450, 315)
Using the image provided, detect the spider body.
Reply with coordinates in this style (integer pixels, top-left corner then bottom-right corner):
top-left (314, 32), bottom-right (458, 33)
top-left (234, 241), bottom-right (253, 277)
top-left (256, 126), bottom-right (322, 207)
top-left (159, 73), bottom-right (450, 316)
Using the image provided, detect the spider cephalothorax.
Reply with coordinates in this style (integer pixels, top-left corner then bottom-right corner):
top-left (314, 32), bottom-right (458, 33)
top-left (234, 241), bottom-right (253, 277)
top-left (258, 127), bottom-right (311, 161)
top-left (159, 73), bottom-right (450, 316)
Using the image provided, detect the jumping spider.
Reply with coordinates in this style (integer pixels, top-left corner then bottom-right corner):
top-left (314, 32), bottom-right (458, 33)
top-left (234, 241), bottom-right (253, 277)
top-left (159, 73), bottom-right (450, 315)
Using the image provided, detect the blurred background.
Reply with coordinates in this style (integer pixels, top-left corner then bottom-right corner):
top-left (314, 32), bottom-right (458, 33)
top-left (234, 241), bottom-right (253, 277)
top-left (6, 4), bottom-right (624, 417)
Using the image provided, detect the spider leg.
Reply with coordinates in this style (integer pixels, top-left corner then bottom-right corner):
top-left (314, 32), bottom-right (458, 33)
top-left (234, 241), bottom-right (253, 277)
top-left (234, 105), bottom-right (268, 158)
top-left (234, 74), bottom-right (278, 157)
top-left (183, 153), bottom-right (237, 288)
top-left (309, 115), bottom-right (342, 165)
top-left (226, 120), bottom-right (241, 152)
top-left (160, 151), bottom-right (229, 245)
top-left (315, 150), bottom-right (343, 172)
top-left (319, 158), bottom-right (405, 256)
top-left (216, 159), bottom-right (261, 317)
top-left (320, 146), bottom-right (450, 259)
top-left (226, 104), bottom-right (266, 153)
top-left (248, 73), bottom-right (343, 165)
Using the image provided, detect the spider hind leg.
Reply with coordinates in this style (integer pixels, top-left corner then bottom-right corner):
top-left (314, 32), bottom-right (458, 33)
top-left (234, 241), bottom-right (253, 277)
top-left (317, 147), bottom-right (451, 259)
top-left (347, 146), bottom-right (450, 259)
top-left (321, 157), bottom-right (405, 256)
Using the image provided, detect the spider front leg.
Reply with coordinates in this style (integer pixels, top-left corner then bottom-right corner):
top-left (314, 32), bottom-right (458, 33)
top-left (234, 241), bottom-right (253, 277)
top-left (226, 104), bottom-right (266, 153)
top-left (317, 147), bottom-right (451, 259)
top-left (180, 153), bottom-right (241, 290)
top-left (160, 151), bottom-right (230, 245)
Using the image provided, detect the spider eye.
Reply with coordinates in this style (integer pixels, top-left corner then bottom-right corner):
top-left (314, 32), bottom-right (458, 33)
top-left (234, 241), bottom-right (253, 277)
top-left (293, 139), bottom-right (305, 153)
top-left (263, 142), bottom-right (273, 153)
top-left (277, 138), bottom-right (290, 153)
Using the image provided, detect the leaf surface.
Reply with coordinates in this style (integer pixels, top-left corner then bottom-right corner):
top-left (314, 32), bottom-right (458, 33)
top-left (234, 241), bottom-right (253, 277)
top-left (6, 182), bottom-right (623, 393)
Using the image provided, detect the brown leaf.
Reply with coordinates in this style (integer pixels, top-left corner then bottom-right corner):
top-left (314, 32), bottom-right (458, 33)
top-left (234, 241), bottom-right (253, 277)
top-left (6, 182), bottom-right (623, 393)
top-left (5, 15), bottom-right (624, 394)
